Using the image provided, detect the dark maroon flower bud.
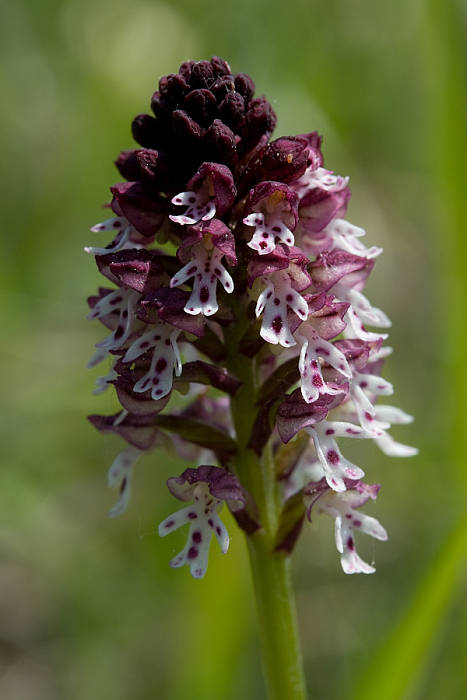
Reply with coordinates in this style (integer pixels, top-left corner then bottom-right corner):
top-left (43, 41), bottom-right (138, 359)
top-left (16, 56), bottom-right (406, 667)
top-left (203, 120), bottom-right (238, 167)
top-left (131, 114), bottom-right (161, 148)
top-left (219, 91), bottom-right (245, 129)
top-left (184, 88), bottom-right (217, 126)
top-left (159, 72), bottom-right (189, 100)
top-left (210, 75), bottom-right (236, 100)
top-left (239, 97), bottom-right (277, 154)
top-left (115, 149), bottom-right (142, 181)
top-left (210, 56), bottom-right (232, 77)
top-left (250, 136), bottom-right (311, 185)
top-left (190, 60), bottom-right (215, 88)
top-left (172, 109), bottom-right (202, 142)
top-left (150, 90), bottom-right (171, 119)
top-left (234, 73), bottom-right (255, 103)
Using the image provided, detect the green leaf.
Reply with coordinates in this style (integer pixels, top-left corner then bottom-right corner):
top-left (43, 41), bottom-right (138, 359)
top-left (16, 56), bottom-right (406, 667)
top-left (351, 514), bottom-right (467, 700)
top-left (153, 415), bottom-right (237, 457)
top-left (176, 360), bottom-right (242, 395)
top-left (256, 357), bottom-right (299, 404)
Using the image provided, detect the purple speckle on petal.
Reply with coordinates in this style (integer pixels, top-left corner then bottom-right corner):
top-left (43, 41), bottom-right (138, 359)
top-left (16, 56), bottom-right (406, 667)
top-left (187, 546), bottom-right (198, 559)
top-left (156, 358), bottom-right (167, 372)
top-left (272, 316), bottom-right (282, 334)
top-left (327, 450), bottom-right (339, 465)
top-left (192, 531), bottom-right (202, 544)
top-left (188, 511), bottom-right (198, 519)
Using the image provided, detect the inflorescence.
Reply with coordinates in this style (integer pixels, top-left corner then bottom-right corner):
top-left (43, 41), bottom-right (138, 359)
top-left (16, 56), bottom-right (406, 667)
top-left (86, 57), bottom-right (417, 578)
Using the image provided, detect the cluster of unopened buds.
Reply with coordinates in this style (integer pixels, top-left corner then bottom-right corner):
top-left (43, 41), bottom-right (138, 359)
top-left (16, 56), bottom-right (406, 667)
top-left (87, 57), bottom-right (417, 578)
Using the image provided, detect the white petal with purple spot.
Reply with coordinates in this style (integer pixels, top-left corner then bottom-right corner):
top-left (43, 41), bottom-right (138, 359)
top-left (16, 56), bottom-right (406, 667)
top-left (244, 212), bottom-right (295, 255)
top-left (107, 446), bottom-right (142, 518)
top-left (170, 190), bottom-right (216, 226)
top-left (255, 272), bottom-right (308, 348)
top-left (170, 247), bottom-right (234, 316)
top-left (159, 483), bottom-right (231, 579)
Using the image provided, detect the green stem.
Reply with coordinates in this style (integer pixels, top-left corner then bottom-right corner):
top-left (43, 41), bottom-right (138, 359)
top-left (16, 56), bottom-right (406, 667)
top-left (225, 316), bottom-right (308, 700)
top-left (246, 535), bottom-right (307, 700)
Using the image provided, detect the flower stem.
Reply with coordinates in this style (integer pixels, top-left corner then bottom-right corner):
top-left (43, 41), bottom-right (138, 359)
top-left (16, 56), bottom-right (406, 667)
top-left (246, 532), bottom-right (307, 700)
top-left (226, 318), bottom-right (308, 700)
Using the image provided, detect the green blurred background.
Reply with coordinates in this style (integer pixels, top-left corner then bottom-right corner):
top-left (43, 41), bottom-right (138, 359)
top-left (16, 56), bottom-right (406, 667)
top-left (1, 0), bottom-right (466, 698)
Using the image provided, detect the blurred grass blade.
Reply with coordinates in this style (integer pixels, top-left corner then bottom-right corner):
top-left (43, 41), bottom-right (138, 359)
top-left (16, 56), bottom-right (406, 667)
top-left (351, 515), bottom-right (467, 700)
top-left (423, 0), bottom-right (467, 485)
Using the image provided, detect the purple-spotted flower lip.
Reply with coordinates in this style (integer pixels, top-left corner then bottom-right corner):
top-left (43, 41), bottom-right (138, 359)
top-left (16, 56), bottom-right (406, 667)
top-left (245, 181), bottom-right (298, 225)
top-left (178, 218), bottom-right (237, 266)
top-left (167, 465), bottom-right (246, 511)
top-left (186, 162), bottom-right (237, 216)
top-left (169, 162), bottom-right (237, 227)
top-left (303, 478), bottom-right (387, 574)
